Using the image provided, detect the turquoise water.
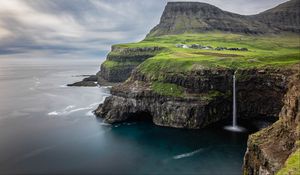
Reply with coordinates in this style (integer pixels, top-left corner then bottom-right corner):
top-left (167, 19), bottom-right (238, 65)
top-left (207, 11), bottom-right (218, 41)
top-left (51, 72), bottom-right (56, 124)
top-left (0, 58), bottom-right (263, 175)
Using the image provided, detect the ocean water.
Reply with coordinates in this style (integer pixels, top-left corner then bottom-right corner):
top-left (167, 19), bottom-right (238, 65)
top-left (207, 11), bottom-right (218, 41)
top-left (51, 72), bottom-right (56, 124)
top-left (0, 58), bottom-right (261, 175)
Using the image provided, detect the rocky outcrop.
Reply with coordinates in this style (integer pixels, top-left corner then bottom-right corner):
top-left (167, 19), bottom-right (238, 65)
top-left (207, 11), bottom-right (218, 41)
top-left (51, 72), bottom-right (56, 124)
top-left (69, 46), bottom-right (164, 86)
top-left (97, 46), bottom-right (164, 83)
top-left (243, 67), bottom-right (300, 175)
top-left (95, 67), bottom-right (294, 129)
top-left (147, 0), bottom-right (300, 37)
top-left (98, 62), bottom-right (137, 83)
top-left (95, 78), bottom-right (232, 128)
top-left (67, 75), bottom-right (98, 87)
top-left (237, 69), bottom-right (291, 119)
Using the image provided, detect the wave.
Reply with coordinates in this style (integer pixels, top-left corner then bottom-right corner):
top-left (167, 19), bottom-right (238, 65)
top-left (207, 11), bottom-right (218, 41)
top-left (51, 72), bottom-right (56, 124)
top-left (48, 111), bottom-right (59, 116)
top-left (85, 110), bottom-right (94, 116)
top-left (48, 103), bottom-right (98, 116)
top-left (99, 122), bottom-right (111, 126)
top-left (172, 148), bottom-right (203, 160)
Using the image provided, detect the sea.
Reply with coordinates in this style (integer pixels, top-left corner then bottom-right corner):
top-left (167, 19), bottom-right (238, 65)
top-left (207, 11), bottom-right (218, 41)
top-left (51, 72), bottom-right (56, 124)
top-left (0, 57), bottom-right (266, 175)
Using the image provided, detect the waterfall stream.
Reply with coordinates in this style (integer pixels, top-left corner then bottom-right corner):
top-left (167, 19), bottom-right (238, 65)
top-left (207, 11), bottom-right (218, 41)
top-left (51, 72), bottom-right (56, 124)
top-left (224, 71), bottom-right (245, 132)
top-left (233, 73), bottom-right (237, 127)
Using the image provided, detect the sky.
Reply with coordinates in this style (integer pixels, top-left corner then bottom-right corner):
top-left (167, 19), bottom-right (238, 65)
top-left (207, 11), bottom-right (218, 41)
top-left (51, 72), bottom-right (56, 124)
top-left (0, 0), bottom-right (289, 59)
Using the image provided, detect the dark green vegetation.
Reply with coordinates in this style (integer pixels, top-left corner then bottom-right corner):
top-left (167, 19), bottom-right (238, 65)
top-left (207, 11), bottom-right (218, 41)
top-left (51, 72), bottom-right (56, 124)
top-left (102, 60), bottom-right (140, 70)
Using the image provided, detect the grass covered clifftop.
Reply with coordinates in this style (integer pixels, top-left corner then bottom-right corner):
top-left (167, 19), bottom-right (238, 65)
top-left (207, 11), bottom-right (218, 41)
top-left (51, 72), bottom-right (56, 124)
top-left (105, 32), bottom-right (299, 81)
top-left (99, 45), bottom-right (166, 82)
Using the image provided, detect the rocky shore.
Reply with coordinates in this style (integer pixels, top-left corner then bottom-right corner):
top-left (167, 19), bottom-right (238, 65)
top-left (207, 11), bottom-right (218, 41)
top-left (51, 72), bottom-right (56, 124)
top-left (95, 67), bottom-right (295, 129)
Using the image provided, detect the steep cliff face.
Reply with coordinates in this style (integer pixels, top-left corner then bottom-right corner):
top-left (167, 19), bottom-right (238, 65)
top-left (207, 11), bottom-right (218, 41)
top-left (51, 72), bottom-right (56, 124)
top-left (97, 46), bottom-right (164, 83)
top-left (147, 0), bottom-right (300, 37)
top-left (243, 69), bottom-right (300, 175)
top-left (237, 69), bottom-right (291, 119)
top-left (95, 67), bottom-right (293, 129)
top-left (95, 69), bottom-right (232, 129)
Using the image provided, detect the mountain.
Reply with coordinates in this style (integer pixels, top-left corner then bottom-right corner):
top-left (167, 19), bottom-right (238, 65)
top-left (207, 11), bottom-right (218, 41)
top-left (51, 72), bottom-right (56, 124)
top-left (147, 0), bottom-right (300, 37)
top-left (254, 0), bottom-right (300, 33)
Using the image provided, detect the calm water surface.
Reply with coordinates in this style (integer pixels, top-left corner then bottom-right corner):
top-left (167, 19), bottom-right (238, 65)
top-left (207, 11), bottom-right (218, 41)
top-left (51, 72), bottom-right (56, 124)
top-left (0, 58), bottom-right (260, 175)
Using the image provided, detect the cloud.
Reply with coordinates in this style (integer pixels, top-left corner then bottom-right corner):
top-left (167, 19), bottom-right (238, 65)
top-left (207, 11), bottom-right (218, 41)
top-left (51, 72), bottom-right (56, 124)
top-left (0, 0), bottom-right (289, 58)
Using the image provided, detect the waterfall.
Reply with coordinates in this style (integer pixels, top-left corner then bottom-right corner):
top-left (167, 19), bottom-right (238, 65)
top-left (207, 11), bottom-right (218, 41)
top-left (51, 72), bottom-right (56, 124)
top-left (232, 73), bottom-right (237, 127)
top-left (224, 71), bottom-right (245, 132)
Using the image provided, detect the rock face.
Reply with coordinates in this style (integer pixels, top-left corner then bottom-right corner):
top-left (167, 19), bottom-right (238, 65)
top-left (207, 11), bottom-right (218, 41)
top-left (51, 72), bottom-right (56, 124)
top-left (95, 80), bottom-right (231, 129)
top-left (67, 75), bottom-right (98, 87)
top-left (237, 69), bottom-right (291, 119)
top-left (97, 46), bottom-right (164, 83)
top-left (147, 0), bottom-right (300, 37)
top-left (243, 68), bottom-right (300, 175)
top-left (98, 63), bottom-right (136, 83)
top-left (95, 68), bottom-right (293, 129)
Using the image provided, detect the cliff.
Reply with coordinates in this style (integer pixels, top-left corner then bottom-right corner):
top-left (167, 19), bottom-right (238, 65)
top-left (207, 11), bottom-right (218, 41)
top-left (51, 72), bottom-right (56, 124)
top-left (98, 46), bottom-right (164, 83)
top-left (95, 66), bottom-right (297, 129)
top-left (243, 70), bottom-right (300, 175)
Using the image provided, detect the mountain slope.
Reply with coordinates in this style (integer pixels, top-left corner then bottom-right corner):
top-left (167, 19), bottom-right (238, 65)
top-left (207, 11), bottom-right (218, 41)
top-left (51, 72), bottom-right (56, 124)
top-left (254, 0), bottom-right (300, 32)
top-left (147, 0), bottom-right (300, 37)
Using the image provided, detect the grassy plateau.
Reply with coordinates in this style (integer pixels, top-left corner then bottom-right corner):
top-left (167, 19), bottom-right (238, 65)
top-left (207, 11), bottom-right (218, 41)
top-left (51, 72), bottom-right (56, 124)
top-left (104, 32), bottom-right (299, 97)
top-left (114, 32), bottom-right (300, 75)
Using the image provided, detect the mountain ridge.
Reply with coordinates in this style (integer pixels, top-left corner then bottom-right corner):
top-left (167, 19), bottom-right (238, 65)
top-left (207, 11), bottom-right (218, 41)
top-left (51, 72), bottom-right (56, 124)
top-left (147, 0), bottom-right (300, 37)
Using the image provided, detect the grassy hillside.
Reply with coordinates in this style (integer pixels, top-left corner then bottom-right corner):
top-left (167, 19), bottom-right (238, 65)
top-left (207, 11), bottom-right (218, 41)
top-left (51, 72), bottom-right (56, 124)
top-left (113, 33), bottom-right (299, 77)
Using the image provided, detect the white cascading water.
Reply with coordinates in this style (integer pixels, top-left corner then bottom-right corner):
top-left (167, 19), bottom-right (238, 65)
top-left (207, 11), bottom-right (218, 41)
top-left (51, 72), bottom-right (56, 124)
top-left (224, 71), bottom-right (245, 132)
top-left (232, 73), bottom-right (237, 127)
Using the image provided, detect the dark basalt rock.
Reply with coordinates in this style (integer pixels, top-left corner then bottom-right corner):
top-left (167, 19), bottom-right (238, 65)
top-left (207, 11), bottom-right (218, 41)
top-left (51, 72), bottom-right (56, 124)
top-left (236, 69), bottom-right (292, 119)
top-left (95, 80), bottom-right (231, 129)
top-left (95, 67), bottom-right (295, 129)
top-left (67, 75), bottom-right (98, 87)
top-left (98, 63), bottom-right (137, 83)
top-left (243, 67), bottom-right (300, 175)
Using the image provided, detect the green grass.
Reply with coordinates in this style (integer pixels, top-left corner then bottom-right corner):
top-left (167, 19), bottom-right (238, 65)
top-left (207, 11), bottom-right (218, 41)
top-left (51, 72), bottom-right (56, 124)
top-left (113, 32), bottom-right (298, 79)
top-left (102, 60), bottom-right (140, 70)
top-left (276, 149), bottom-right (300, 175)
top-left (106, 32), bottom-right (299, 80)
top-left (150, 82), bottom-right (224, 99)
top-left (151, 82), bottom-right (184, 97)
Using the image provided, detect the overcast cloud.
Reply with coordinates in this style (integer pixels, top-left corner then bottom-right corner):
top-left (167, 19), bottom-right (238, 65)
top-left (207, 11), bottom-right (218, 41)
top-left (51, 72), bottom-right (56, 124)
top-left (0, 0), bottom-right (289, 58)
